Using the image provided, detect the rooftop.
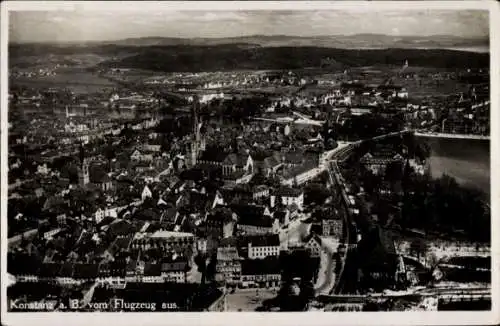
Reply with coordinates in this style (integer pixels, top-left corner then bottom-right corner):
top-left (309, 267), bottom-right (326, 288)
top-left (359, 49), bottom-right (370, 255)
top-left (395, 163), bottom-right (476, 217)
top-left (149, 231), bottom-right (194, 239)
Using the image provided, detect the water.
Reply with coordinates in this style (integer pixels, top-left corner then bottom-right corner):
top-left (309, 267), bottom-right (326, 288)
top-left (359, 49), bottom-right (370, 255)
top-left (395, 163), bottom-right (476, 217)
top-left (421, 137), bottom-right (490, 196)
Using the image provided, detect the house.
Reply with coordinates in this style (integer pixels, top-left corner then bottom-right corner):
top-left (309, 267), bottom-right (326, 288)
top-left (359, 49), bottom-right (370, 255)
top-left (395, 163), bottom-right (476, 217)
top-left (304, 235), bottom-right (340, 258)
top-left (94, 206), bottom-right (121, 224)
top-left (274, 210), bottom-right (290, 227)
top-left (205, 208), bottom-right (236, 239)
top-left (252, 185), bottom-right (270, 200)
top-left (280, 162), bottom-right (319, 186)
top-left (231, 204), bottom-right (278, 235)
top-left (130, 149), bottom-right (154, 162)
top-left (271, 187), bottom-right (304, 210)
top-left (72, 263), bottom-right (99, 282)
top-left (261, 155), bottom-right (283, 177)
top-left (245, 234), bottom-right (281, 260)
top-left (240, 257), bottom-right (281, 288)
top-left (142, 144), bottom-right (162, 153)
top-left (198, 150), bottom-right (230, 168)
top-left (304, 236), bottom-right (322, 257)
top-left (237, 215), bottom-right (279, 235)
top-left (43, 228), bottom-right (62, 240)
top-left (131, 231), bottom-right (195, 257)
top-left (160, 256), bottom-right (189, 283)
top-left (96, 260), bottom-right (127, 287)
top-left (142, 263), bottom-right (163, 283)
top-left (90, 167), bottom-right (114, 192)
top-left (252, 152), bottom-right (282, 177)
top-left (223, 170), bottom-right (253, 185)
top-left (322, 217), bottom-right (343, 237)
top-left (141, 185), bottom-right (153, 201)
top-left (221, 153), bottom-right (254, 176)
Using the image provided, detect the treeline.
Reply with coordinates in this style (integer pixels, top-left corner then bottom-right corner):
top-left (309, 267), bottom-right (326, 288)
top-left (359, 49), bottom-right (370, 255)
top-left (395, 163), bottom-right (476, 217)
top-left (102, 46), bottom-right (489, 72)
top-left (329, 113), bottom-right (405, 141)
top-left (401, 174), bottom-right (490, 242)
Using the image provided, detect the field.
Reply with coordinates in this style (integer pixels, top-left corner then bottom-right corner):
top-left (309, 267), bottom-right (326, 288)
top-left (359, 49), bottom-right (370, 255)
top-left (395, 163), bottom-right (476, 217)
top-left (10, 71), bottom-right (118, 94)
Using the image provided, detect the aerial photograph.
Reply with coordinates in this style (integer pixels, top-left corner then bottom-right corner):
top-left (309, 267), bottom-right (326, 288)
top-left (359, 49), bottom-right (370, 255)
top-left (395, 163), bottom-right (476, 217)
top-left (5, 5), bottom-right (491, 313)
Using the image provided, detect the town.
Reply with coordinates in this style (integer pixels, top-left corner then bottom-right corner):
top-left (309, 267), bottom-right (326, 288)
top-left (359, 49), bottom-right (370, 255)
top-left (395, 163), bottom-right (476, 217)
top-left (7, 57), bottom-right (491, 312)
top-left (6, 5), bottom-right (492, 312)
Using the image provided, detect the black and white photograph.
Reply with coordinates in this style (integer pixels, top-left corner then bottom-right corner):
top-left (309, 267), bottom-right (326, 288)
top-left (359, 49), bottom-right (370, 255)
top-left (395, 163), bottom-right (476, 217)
top-left (1, 1), bottom-right (498, 325)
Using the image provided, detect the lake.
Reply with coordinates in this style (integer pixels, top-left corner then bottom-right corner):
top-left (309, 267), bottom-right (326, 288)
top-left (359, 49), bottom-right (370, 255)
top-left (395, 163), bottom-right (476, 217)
top-left (420, 136), bottom-right (490, 196)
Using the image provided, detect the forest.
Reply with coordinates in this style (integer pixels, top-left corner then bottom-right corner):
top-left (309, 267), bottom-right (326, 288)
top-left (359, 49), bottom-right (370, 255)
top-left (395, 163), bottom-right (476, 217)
top-left (101, 46), bottom-right (489, 72)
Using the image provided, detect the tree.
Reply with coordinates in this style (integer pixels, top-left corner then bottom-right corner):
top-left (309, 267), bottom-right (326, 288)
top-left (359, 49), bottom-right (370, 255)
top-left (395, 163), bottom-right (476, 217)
top-left (415, 142), bottom-right (431, 161)
top-left (410, 238), bottom-right (428, 264)
top-left (384, 161), bottom-right (404, 183)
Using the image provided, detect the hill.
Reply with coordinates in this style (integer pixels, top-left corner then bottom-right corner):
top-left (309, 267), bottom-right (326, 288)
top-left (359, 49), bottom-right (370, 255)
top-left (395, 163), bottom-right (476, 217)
top-left (99, 46), bottom-right (489, 72)
top-left (73, 34), bottom-right (490, 50)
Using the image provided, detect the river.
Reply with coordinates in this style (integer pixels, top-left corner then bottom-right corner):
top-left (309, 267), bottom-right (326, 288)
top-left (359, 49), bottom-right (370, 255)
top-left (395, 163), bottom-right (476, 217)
top-left (420, 137), bottom-right (490, 196)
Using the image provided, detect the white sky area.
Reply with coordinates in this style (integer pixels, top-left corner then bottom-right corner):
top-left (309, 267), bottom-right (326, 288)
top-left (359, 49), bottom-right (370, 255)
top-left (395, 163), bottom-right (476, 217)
top-left (9, 10), bottom-right (489, 43)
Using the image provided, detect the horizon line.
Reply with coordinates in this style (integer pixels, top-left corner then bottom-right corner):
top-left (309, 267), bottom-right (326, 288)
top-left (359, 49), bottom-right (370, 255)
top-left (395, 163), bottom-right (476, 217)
top-left (9, 33), bottom-right (490, 45)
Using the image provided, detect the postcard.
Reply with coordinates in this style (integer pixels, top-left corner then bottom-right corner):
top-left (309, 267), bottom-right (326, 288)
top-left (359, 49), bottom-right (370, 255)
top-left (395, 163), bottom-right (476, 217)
top-left (1, 1), bottom-right (498, 325)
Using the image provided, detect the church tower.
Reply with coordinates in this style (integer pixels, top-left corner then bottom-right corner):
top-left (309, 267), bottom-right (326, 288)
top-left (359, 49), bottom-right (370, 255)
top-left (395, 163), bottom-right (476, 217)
top-left (78, 144), bottom-right (90, 186)
top-left (189, 95), bottom-right (201, 168)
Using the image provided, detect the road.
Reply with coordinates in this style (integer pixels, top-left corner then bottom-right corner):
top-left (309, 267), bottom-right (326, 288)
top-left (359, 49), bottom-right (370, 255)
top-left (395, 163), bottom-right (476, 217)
top-left (225, 289), bottom-right (277, 312)
top-left (326, 129), bottom-right (411, 295)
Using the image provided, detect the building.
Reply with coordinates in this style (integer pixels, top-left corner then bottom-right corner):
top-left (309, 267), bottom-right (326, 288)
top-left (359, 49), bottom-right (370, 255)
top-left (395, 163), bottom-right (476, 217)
top-left (216, 244), bottom-right (242, 285)
top-left (131, 231), bottom-right (195, 257)
top-left (160, 257), bottom-right (189, 283)
top-left (271, 187), bottom-right (304, 210)
top-left (252, 185), bottom-right (270, 200)
top-left (237, 217), bottom-right (279, 235)
top-left (130, 149), bottom-right (154, 162)
top-left (221, 153), bottom-right (254, 177)
top-left (205, 208), bottom-right (236, 239)
top-left (141, 185), bottom-right (153, 201)
top-left (304, 235), bottom-right (339, 258)
top-left (78, 158), bottom-right (90, 187)
top-left (280, 162), bottom-right (320, 186)
top-left (360, 152), bottom-right (404, 176)
top-left (231, 204), bottom-right (279, 235)
top-left (356, 226), bottom-right (398, 290)
top-left (240, 257), bottom-right (281, 288)
top-left (322, 216), bottom-right (343, 238)
top-left (304, 235), bottom-right (322, 257)
top-left (252, 152), bottom-right (282, 177)
top-left (245, 234), bottom-right (281, 260)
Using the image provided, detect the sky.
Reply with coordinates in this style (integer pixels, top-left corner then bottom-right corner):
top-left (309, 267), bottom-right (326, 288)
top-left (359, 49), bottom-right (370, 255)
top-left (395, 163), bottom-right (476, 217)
top-left (9, 9), bottom-right (489, 43)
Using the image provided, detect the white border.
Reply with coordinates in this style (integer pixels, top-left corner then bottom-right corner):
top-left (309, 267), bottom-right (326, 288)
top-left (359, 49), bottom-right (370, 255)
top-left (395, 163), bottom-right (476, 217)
top-left (0, 0), bottom-right (495, 11)
top-left (1, 1), bottom-right (499, 326)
